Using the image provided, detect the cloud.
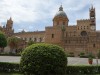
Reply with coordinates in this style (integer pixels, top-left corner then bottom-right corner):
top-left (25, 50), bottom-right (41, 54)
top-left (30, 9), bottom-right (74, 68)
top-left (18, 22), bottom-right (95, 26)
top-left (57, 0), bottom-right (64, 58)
top-left (0, 0), bottom-right (99, 32)
top-left (0, 0), bottom-right (53, 23)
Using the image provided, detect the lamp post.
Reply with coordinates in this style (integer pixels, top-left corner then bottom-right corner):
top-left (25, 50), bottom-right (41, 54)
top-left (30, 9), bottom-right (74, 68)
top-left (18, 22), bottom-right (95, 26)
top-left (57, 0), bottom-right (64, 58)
top-left (96, 56), bottom-right (98, 73)
top-left (61, 25), bottom-right (65, 51)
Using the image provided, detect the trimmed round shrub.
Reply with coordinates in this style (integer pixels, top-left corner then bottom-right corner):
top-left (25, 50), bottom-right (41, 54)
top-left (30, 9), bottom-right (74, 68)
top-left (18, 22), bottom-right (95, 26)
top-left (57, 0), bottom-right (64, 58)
top-left (20, 43), bottom-right (67, 75)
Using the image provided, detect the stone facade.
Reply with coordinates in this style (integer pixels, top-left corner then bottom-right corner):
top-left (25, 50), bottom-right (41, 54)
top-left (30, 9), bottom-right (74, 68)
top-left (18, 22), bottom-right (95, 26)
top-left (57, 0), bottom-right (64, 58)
top-left (13, 31), bottom-right (45, 43)
top-left (45, 5), bottom-right (100, 56)
top-left (0, 5), bottom-right (100, 56)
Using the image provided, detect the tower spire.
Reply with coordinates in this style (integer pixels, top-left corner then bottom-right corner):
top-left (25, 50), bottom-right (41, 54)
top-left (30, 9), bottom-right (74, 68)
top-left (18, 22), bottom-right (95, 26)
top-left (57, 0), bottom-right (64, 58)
top-left (90, 0), bottom-right (94, 9)
top-left (9, 17), bottom-right (12, 21)
top-left (91, 4), bottom-right (93, 9)
top-left (89, 1), bottom-right (96, 31)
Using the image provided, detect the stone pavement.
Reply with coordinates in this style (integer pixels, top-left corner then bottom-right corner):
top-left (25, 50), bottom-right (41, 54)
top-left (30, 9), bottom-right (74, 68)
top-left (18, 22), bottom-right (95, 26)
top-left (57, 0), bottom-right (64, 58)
top-left (0, 56), bottom-right (20, 63)
top-left (0, 56), bottom-right (100, 65)
top-left (68, 57), bottom-right (100, 65)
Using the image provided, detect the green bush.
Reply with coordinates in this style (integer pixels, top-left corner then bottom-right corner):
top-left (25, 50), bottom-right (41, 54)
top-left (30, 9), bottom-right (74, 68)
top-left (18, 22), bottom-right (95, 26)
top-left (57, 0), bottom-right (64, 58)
top-left (27, 40), bottom-right (35, 46)
top-left (0, 62), bottom-right (19, 72)
top-left (88, 53), bottom-right (95, 58)
top-left (0, 62), bottom-right (100, 74)
top-left (68, 52), bottom-right (74, 57)
top-left (20, 43), bottom-right (67, 75)
top-left (79, 52), bottom-right (87, 58)
top-left (0, 53), bottom-right (21, 56)
top-left (66, 66), bottom-right (100, 74)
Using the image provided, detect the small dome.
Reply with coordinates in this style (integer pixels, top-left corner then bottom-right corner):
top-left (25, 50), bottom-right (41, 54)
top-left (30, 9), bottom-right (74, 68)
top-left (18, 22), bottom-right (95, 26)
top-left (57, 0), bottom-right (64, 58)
top-left (54, 5), bottom-right (68, 19)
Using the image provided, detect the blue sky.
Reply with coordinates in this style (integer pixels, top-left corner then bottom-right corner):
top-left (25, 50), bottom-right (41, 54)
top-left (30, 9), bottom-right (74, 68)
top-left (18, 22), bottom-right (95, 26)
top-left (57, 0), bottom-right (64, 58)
top-left (0, 0), bottom-right (100, 32)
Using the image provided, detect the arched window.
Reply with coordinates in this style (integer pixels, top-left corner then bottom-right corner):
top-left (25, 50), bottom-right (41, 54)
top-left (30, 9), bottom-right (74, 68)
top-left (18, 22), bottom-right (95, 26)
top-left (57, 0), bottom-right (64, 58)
top-left (34, 38), bottom-right (37, 42)
top-left (78, 27), bottom-right (79, 30)
top-left (66, 32), bottom-right (67, 37)
top-left (81, 31), bottom-right (87, 36)
top-left (29, 38), bottom-right (31, 40)
top-left (93, 44), bottom-right (95, 48)
top-left (52, 34), bottom-right (54, 38)
top-left (39, 38), bottom-right (42, 42)
top-left (63, 22), bottom-right (65, 25)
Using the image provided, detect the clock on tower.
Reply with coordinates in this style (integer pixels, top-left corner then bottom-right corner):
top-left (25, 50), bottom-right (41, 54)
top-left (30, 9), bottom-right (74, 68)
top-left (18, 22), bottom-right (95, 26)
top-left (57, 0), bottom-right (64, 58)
top-left (91, 26), bottom-right (95, 30)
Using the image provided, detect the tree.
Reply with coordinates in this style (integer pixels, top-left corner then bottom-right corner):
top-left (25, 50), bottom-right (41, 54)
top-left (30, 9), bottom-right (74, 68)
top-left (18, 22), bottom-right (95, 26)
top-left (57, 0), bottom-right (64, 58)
top-left (7, 36), bottom-right (21, 53)
top-left (27, 40), bottom-right (35, 46)
top-left (20, 43), bottom-right (67, 75)
top-left (0, 31), bottom-right (7, 52)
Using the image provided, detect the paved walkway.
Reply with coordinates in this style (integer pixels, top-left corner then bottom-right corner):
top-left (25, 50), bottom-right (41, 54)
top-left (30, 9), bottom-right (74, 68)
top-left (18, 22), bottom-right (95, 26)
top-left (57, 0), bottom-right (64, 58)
top-left (68, 57), bottom-right (100, 65)
top-left (0, 56), bottom-right (20, 63)
top-left (0, 56), bottom-right (100, 65)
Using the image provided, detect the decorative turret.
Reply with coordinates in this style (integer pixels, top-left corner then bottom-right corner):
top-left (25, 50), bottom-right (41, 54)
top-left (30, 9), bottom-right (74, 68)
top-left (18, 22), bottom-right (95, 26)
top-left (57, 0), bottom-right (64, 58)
top-left (89, 5), bottom-right (96, 31)
top-left (5, 17), bottom-right (14, 37)
top-left (6, 17), bottom-right (13, 28)
top-left (53, 5), bottom-right (69, 27)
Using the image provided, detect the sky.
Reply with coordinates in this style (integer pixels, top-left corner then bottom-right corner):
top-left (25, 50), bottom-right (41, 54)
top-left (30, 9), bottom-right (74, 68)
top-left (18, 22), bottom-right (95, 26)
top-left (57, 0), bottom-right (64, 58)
top-left (0, 0), bottom-right (100, 32)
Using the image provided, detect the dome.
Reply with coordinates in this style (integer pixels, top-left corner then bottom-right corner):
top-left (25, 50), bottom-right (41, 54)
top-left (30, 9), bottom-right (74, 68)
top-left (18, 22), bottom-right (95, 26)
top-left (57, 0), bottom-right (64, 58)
top-left (54, 5), bottom-right (68, 19)
top-left (55, 11), bottom-right (67, 18)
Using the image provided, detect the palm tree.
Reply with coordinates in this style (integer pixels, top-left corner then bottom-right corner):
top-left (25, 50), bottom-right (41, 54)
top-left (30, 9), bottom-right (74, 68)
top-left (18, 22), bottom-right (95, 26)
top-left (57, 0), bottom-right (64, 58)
top-left (27, 40), bottom-right (35, 46)
top-left (7, 36), bottom-right (21, 53)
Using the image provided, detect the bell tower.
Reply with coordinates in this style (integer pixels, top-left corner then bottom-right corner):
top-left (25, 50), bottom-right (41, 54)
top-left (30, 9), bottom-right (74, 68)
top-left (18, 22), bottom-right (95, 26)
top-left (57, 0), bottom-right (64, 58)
top-left (6, 17), bottom-right (13, 29)
top-left (89, 5), bottom-right (96, 31)
top-left (6, 17), bottom-right (14, 37)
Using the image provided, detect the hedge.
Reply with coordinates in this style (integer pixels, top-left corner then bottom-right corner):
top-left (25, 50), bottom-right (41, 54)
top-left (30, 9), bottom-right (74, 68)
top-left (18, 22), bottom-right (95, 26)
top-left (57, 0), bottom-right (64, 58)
top-left (68, 52), bottom-right (75, 57)
top-left (66, 65), bottom-right (100, 74)
top-left (0, 53), bottom-right (21, 56)
top-left (0, 62), bottom-right (100, 74)
top-left (0, 62), bottom-right (19, 73)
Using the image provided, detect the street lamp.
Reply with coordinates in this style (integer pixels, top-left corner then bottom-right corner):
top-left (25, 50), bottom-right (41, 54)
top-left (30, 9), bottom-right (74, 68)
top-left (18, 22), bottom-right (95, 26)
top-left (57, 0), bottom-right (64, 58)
top-left (61, 25), bottom-right (66, 51)
top-left (96, 56), bottom-right (98, 73)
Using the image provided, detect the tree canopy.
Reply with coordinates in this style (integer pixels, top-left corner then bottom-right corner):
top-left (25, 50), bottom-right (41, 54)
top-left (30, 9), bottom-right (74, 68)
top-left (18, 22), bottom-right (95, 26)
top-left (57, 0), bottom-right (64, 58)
top-left (7, 36), bottom-right (21, 51)
top-left (0, 31), bottom-right (7, 48)
top-left (27, 40), bottom-right (35, 46)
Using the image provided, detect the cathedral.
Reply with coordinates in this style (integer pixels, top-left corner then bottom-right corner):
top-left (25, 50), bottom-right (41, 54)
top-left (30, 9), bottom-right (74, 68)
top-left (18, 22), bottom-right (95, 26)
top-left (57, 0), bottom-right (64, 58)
top-left (0, 5), bottom-right (100, 56)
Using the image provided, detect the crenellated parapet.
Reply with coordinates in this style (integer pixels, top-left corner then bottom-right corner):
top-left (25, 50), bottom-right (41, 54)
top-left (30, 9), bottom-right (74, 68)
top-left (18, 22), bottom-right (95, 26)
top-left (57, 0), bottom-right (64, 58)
top-left (77, 19), bottom-right (90, 23)
top-left (77, 19), bottom-right (91, 27)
